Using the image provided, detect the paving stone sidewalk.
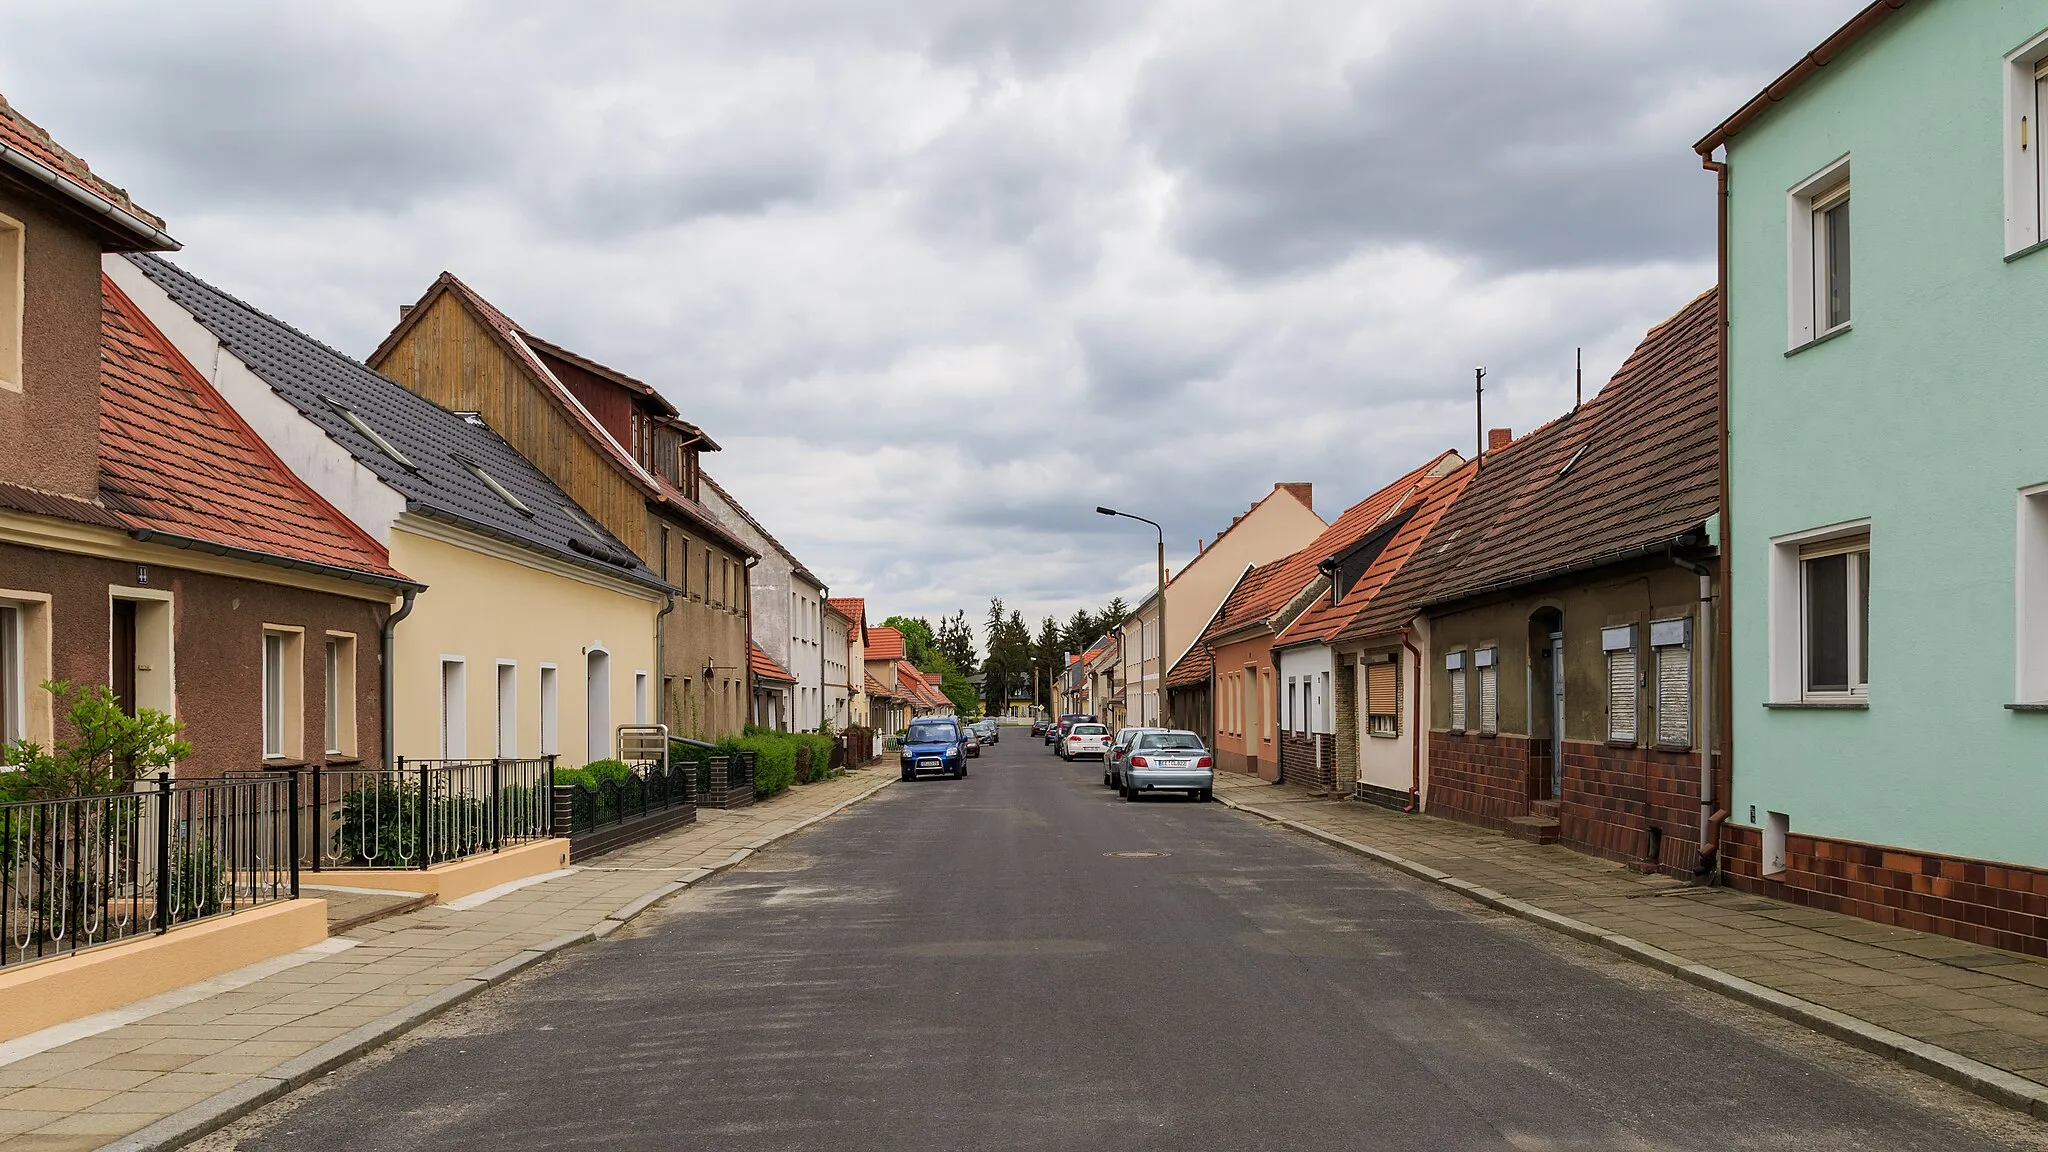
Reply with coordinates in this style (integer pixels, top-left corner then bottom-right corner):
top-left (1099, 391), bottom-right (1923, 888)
top-left (0, 766), bottom-right (894, 1152)
top-left (1213, 772), bottom-right (2048, 1114)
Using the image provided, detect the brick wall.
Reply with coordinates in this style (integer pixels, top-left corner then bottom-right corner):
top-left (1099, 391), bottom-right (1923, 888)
top-left (1427, 731), bottom-right (1541, 831)
top-left (1557, 739), bottom-right (1703, 876)
top-left (1278, 732), bottom-right (1337, 792)
top-left (1333, 663), bottom-right (1358, 792)
top-left (1722, 826), bottom-right (2048, 958)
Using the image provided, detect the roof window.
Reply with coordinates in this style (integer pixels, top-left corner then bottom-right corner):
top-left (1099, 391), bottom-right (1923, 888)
top-left (454, 453), bottom-right (533, 516)
top-left (321, 396), bottom-right (416, 472)
top-left (560, 503), bottom-right (602, 538)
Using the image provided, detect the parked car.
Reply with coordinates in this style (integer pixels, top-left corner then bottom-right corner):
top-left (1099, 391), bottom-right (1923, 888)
top-left (972, 719), bottom-right (999, 744)
top-left (899, 717), bottom-right (969, 781)
top-left (1049, 713), bottom-right (1089, 749)
top-left (1062, 721), bottom-right (1110, 761)
top-left (963, 730), bottom-right (981, 758)
top-left (1121, 730), bottom-right (1214, 802)
top-left (1105, 727), bottom-right (1166, 789)
top-left (1029, 718), bottom-right (1046, 737)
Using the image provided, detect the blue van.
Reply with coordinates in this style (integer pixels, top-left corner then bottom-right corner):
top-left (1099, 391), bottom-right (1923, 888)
top-left (899, 717), bottom-right (968, 781)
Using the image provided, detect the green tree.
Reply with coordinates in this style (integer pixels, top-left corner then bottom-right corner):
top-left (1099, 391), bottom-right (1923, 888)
top-left (0, 681), bottom-right (192, 802)
top-left (881, 615), bottom-right (937, 666)
top-left (1099, 596), bottom-right (1132, 635)
top-left (934, 610), bottom-right (977, 674)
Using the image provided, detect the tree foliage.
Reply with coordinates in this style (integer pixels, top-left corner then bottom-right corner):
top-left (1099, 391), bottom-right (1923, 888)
top-left (0, 680), bottom-right (192, 802)
top-left (880, 615), bottom-right (937, 666)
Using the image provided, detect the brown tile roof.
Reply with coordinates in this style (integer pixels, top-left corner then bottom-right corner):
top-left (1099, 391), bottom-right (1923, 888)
top-left (1278, 456), bottom-right (1476, 649)
top-left (1342, 290), bottom-right (1719, 639)
top-left (749, 641), bottom-right (797, 684)
top-left (866, 626), bottom-right (905, 662)
top-left (1206, 452), bottom-right (1462, 644)
top-left (825, 597), bottom-right (865, 629)
top-left (98, 276), bottom-right (406, 583)
top-left (899, 661), bottom-right (945, 706)
top-left (0, 93), bottom-right (173, 249)
top-left (1169, 560), bottom-right (1287, 688)
top-left (1165, 633), bottom-right (1213, 689)
top-left (863, 669), bottom-right (892, 697)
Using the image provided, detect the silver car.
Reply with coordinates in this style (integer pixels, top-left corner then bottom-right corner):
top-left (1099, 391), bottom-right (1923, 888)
top-left (1121, 730), bottom-right (1214, 802)
top-left (1104, 727), bottom-right (1165, 790)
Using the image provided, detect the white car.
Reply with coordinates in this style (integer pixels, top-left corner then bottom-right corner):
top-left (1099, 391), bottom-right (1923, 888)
top-left (1062, 722), bottom-right (1110, 761)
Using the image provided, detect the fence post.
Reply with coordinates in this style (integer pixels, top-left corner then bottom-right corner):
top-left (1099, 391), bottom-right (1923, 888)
top-left (413, 758), bottom-right (431, 870)
top-left (154, 771), bottom-right (172, 934)
top-left (309, 760), bottom-right (323, 873)
top-left (287, 771), bottom-right (301, 900)
top-left (491, 758), bottom-right (503, 854)
top-left (546, 754), bottom-right (558, 837)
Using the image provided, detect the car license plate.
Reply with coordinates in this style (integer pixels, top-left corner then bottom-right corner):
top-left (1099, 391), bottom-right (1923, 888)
top-left (1159, 758), bottom-right (1187, 768)
top-left (918, 758), bottom-right (939, 769)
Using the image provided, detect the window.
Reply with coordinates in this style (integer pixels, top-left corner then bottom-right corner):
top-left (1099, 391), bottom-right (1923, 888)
top-left (1286, 678), bottom-right (1298, 735)
top-left (1603, 625), bottom-right (1638, 744)
top-left (635, 671), bottom-right (650, 724)
top-left (539, 664), bottom-right (559, 755)
top-left (323, 398), bottom-right (416, 471)
top-left (2005, 31), bottom-right (2048, 255)
top-left (1769, 522), bottom-right (1872, 704)
top-left (1475, 647), bottom-right (1499, 735)
top-left (325, 633), bottom-right (357, 756)
top-left (441, 658), bottom-right (467, 758)
top-left (1802, 540), bottom-right (1870, 698)
top-left (1261, 670), bottom-right (1274, 741)
top-left (2018, 486), bottom-right (2048, 701)
top-left (659, 526), bottom-right (671, 581)
top-left (263, 628), bottom-right (304, 759)
top-left (455, 454), bottom-right (532, 516)
top-left (0, 213), bottom-right (20, 393)
top-left (1445, 651), bottom-right (1467, 732)
top-left (1366, 655), bottom-right (1399, 738)
top-left (497, 662), bottom-right (517, 757)
top-left (1787, 157), bottom-right (1851, 348)
top-left (586, 649), bottom-right (612, 763)
top-left (0, 603), bottom-right (21, 745)
top-left (1651, 618), bottom-right (1692, 749)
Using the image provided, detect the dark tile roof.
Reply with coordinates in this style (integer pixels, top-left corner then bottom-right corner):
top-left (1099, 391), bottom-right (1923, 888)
top-left (1342, 290), bottom-right (1719, 637)
top-left (99, 276), bottom-right (404, 582)
top-left (122, 254), bottom-right (665, 591)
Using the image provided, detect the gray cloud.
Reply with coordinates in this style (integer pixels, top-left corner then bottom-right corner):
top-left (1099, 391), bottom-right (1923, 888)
top-left (0, 0), bottom-right (1864, 633)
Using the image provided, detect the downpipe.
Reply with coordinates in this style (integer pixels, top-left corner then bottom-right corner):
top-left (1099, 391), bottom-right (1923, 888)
top-left (1671, 549), bottom-right (1721, 877)
top-left (381, 587), bottom-right (418, 771)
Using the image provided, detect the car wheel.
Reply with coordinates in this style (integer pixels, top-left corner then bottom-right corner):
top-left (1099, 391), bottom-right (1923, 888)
top-left (1199, 788), bottom-right (1213, 803)
top-left (901, 767), bottom-right (914, 782)
top-left (1123, 780), bottom-right (1139, 802)
top-left (1103, 770), bottom-right (1112, 787)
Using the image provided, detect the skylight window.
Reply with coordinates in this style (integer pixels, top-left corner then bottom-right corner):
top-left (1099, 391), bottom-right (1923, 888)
top-left (321, 397), bottom-right (416, 471)
top-left (454, 453), bottom-right (533, 516)
top-left (1558, 444), bottom-right (1587, 477)
top-left (560, 503), bottom-right (602, 537)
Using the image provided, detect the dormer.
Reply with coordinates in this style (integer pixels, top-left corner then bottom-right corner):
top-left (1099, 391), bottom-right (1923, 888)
top-left (521, 333), bottom-right (718, 501)
top-left (0, 94), bottom-right (176, 501)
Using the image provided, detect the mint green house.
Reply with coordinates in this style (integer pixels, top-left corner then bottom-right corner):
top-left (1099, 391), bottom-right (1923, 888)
top-left (1707, 0), bottom-right (2048, 952)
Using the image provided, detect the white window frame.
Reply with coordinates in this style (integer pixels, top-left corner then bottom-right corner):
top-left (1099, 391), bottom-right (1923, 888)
top-left (0, 601), bottom-right (23, 747)
top-left (1474, 646), bottom-right (1499, 736)
top-left (2004, 28), bottom-right (2048, 256)
top-left (324, 632), bottom-right (358, 757)
top-left (539, 663), bottom-right (560, 755)
top-left (440, 656), bottom-right (467, 759)
top-left (1786, 155), bottom-right (1852, 349)
top-left (0, 212), bottom-right (21, 393)
top-left (1768, 519), bottom-right (1872, 704)
top-left (496, 661), bottom-right (518, 757)
top-left (262, 627), bottom-right (304, 760)
top-left (634, 671), bottom-right (651, 725)
top-left (1445, 650), bottom-right (1468, 733)
top-left (1650, 617), bottom-right (1693, 750)
top-left (1365, 653), bottom-right (1400, 738)
top-left (1602, 625), bottom-right (1639, 744)
top-left (585, 647), bottom-right (612, 764)
top-left (0, 592), bottom-right (50, 754)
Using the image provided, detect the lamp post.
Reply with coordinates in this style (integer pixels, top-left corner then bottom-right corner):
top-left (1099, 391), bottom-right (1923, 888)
top-left (1096, 506), bottom-right (1166, 729)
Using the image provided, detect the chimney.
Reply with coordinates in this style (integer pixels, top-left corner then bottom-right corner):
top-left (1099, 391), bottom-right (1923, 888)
top-left (1488, 428), bottom-right (1513, 452)
top-left (1197, 537), bottom-right (1205, 554)
top-left (1277, 482), bottom-right (1313, 511)
top-left (398, 303), bottom-right (414, 321)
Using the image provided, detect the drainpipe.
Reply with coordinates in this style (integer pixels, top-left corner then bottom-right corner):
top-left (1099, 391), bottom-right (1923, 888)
top-left (380, 588), bottom-right (417, 771)
top-left (1402, 626), bottom-right (1423, 813)
top-left (655, 588), bottom-right (676, 731)
top-left (743, 556), bottom-right (758, 729)
top-left (1671, 553), bottom-right (1721, 871)
top-left (1702, 147), bottom-right (1735, 875)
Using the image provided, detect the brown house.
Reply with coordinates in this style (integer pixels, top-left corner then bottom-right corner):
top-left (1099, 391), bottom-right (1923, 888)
top-left (0, 95), bottom-right (415, 776)
top-left (367, 274), bottom-right (758, 741)
top-left (1363, 291), bottom-right (1721, 874)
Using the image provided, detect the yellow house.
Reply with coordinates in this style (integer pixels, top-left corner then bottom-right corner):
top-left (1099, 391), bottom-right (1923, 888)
top-left (111, 255), bottom-right (668, 767)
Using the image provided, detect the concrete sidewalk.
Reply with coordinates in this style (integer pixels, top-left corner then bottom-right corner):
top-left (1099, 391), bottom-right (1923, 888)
top-left (1213, 772), bottom-right (2048, 1118)
top-left (0, 766), bottom-right (895, 1152)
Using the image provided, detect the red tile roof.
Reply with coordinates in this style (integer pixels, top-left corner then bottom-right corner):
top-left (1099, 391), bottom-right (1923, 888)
top-left (1342, 290), bottom-right (1719, 639)
top-left (98, 276), bottom-right (406, 583)
top-left (866, 626), bottom-right (905, 662)
top-left (863, 669), bottom-right (893, 698)
top-left (1277, 456), bottom-right (1477, 648)
top-left (0, 94), bottom-right (172, 248)
top-left (749, 641), bottom-right (797, 684)
top-left (1205, 453), bottom-right (1462, 646)
top-left (825, 597), bottom-right (865, 629)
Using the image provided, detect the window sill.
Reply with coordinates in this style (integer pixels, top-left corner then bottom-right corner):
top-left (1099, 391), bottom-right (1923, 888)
top-left (1367, 730), bottom-right (1401, 740)
top-left (261, 758), bottom-right (307, 769)
top-left (1784, 324), bottom-right (1851, 358)
top-left (2006, 237), bottom-right (2048, 264)
top-left (2005, 702), bottom-right (2048, 712)
top-left (1762, 700), bottom-right (1868, 710)
top-left (322, 755), bottom-right (363, 766)
top-left (1654, 742), bottom-right (1695, 754)
top-left (1606, 739), bottom-right (1638, 750)
top-left (1478, 730), bottom-right (1498, 739)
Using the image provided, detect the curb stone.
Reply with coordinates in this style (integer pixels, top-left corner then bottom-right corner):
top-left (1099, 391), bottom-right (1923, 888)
top-left (99, 773), bottom-right (897, 1152)
top-left (1217, 794), bottom-right (2048, 1120)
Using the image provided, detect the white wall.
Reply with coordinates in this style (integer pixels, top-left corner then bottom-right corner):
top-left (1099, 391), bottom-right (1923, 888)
top-left (1276, 645), bottom-right (1334, 736)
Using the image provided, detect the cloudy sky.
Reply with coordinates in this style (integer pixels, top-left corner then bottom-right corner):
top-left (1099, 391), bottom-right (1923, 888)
top-left (5, 0), bottom-right (1857, 643)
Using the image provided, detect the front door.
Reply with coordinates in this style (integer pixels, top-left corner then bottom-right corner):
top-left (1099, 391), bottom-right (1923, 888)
top-left (1549, 632), bottom-right (1565, 800)
top-left (111, 599), bottom-right (138, 717)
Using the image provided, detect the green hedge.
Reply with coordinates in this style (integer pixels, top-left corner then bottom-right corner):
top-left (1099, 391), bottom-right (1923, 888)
top-left (551, 758), bottom-right (633, 792)
top-left (667, 731), bottom-right (839, 799)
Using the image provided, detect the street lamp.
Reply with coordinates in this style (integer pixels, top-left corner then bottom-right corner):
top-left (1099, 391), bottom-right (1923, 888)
top-left (1096, 506), bottom-right (1167, 729)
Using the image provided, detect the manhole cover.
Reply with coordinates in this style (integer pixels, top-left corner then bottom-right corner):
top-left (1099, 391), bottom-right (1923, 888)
top-left (1106, 850), bottom-right (1168, 859)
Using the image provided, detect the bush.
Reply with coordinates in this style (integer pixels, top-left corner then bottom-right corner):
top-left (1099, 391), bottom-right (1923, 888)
top-left (552, 758), bottom-right (634, 792)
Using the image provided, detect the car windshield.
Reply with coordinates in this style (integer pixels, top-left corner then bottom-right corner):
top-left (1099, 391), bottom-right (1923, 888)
top-left (906, 723), bottom-right (956, 743)
top-left (1072, 724), bottom-right (1107, 736)
top-left (1137, 733), bottom-right (1204, 751)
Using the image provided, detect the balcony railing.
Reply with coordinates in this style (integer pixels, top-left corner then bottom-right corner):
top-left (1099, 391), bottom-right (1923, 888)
top-left (1, 773), bottom-right (299, 969)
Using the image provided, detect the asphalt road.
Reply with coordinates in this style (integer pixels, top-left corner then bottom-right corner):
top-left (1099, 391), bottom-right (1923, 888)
top-left (210, 733), bottom-right (2048, 1151)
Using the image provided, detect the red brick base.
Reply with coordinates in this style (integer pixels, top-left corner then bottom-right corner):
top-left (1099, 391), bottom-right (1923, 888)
top-left (1721, 825), bottom-right (2048, 957)
top-left (1427, 731), bottom-right (1542, 833)
top-left (1279, 732), bottom-right (1337, 792)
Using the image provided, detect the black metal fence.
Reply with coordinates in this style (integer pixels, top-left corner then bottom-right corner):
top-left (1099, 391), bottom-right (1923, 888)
top-left (293, 757), bottom-right (555, 871)
top-left (562, 757), bottom-right (692, 836)
top-left (1, 773), bottom-right (299, 969)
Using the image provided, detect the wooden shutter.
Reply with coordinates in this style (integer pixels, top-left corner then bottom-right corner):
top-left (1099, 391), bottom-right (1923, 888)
top-left (1607, 650), bottom-right (1637, 743)
top-left (1656, 646), bottom-right (1691, 748)
top-left (1366, 661), bottom-right (1398, 716)
top-left (1449, 668), bottom-right (1467, 731)
top-left (1478, 664), bottom-right (1498, 734)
